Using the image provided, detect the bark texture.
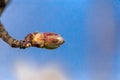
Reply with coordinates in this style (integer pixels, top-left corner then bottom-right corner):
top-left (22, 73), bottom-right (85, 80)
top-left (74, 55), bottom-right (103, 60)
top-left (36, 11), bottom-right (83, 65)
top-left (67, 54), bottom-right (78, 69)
top-left (0, 23), bottom-right (31, 49)
top-left (0, 0), bottom-right (64, 49)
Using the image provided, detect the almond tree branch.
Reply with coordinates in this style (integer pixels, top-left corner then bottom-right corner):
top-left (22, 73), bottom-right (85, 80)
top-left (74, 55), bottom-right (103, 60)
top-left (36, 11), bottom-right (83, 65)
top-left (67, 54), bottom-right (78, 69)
top-left (0, 23), bottom-right (31, 49)
top-left (0, 23), bottom-right (64, 49)
top-left (0, 0), bottom-right (64, 50)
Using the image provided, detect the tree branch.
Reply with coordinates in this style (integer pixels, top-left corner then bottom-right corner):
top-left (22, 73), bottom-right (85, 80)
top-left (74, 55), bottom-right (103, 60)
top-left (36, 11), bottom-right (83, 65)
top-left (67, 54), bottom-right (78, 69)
top-left (0, 23), bottom-right (64, 49)
top-left (0, 0), bottom-right (64, 50)
top-left (0, 23), bottom-right (31, 49)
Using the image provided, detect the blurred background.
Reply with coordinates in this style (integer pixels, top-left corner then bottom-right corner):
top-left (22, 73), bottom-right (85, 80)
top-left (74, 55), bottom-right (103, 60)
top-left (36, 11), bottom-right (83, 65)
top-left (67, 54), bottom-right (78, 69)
top-left (0, 0), bottom-right (120, 80)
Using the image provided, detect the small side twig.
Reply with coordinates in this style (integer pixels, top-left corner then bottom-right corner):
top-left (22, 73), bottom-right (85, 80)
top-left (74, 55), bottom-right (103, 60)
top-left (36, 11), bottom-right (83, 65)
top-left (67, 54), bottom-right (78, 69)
top-left (0, 24), bottom-right (64, 49)
top-left (0, 23), bottom-right (31, 49)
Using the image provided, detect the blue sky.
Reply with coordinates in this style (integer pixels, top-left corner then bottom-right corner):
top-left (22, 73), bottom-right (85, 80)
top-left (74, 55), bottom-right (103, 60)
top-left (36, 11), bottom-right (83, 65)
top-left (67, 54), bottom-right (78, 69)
top-left (0, 0), bottom-right (120, 80)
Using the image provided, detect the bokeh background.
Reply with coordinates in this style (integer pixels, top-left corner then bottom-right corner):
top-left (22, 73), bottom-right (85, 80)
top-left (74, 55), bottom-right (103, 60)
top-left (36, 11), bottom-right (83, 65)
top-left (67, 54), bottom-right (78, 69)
top-left (0, 0), bottom-right (120, 80)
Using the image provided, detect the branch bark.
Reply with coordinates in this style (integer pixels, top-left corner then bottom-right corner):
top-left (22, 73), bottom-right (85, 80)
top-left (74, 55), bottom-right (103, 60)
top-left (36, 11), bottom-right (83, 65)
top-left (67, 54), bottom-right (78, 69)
top-left (0, 23), bottom-right (64, 49)
top-left (0, 0), bottom-right (64, 50)
top-left (0, 23), bottom-right (31, 49)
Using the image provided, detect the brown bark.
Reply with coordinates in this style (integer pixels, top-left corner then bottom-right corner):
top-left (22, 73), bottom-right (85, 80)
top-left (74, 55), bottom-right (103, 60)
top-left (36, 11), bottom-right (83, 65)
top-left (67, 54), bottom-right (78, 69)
top-left (0, 23), bottom-right (31, 49)
top-left (0, 23), bottom-right (64, 49)
top-left (0, 0), bottom-right (30, 49)
top-left (0, 0), bottom-right (9, 15)
top-left (0, 0), bottom-right (64, 50)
